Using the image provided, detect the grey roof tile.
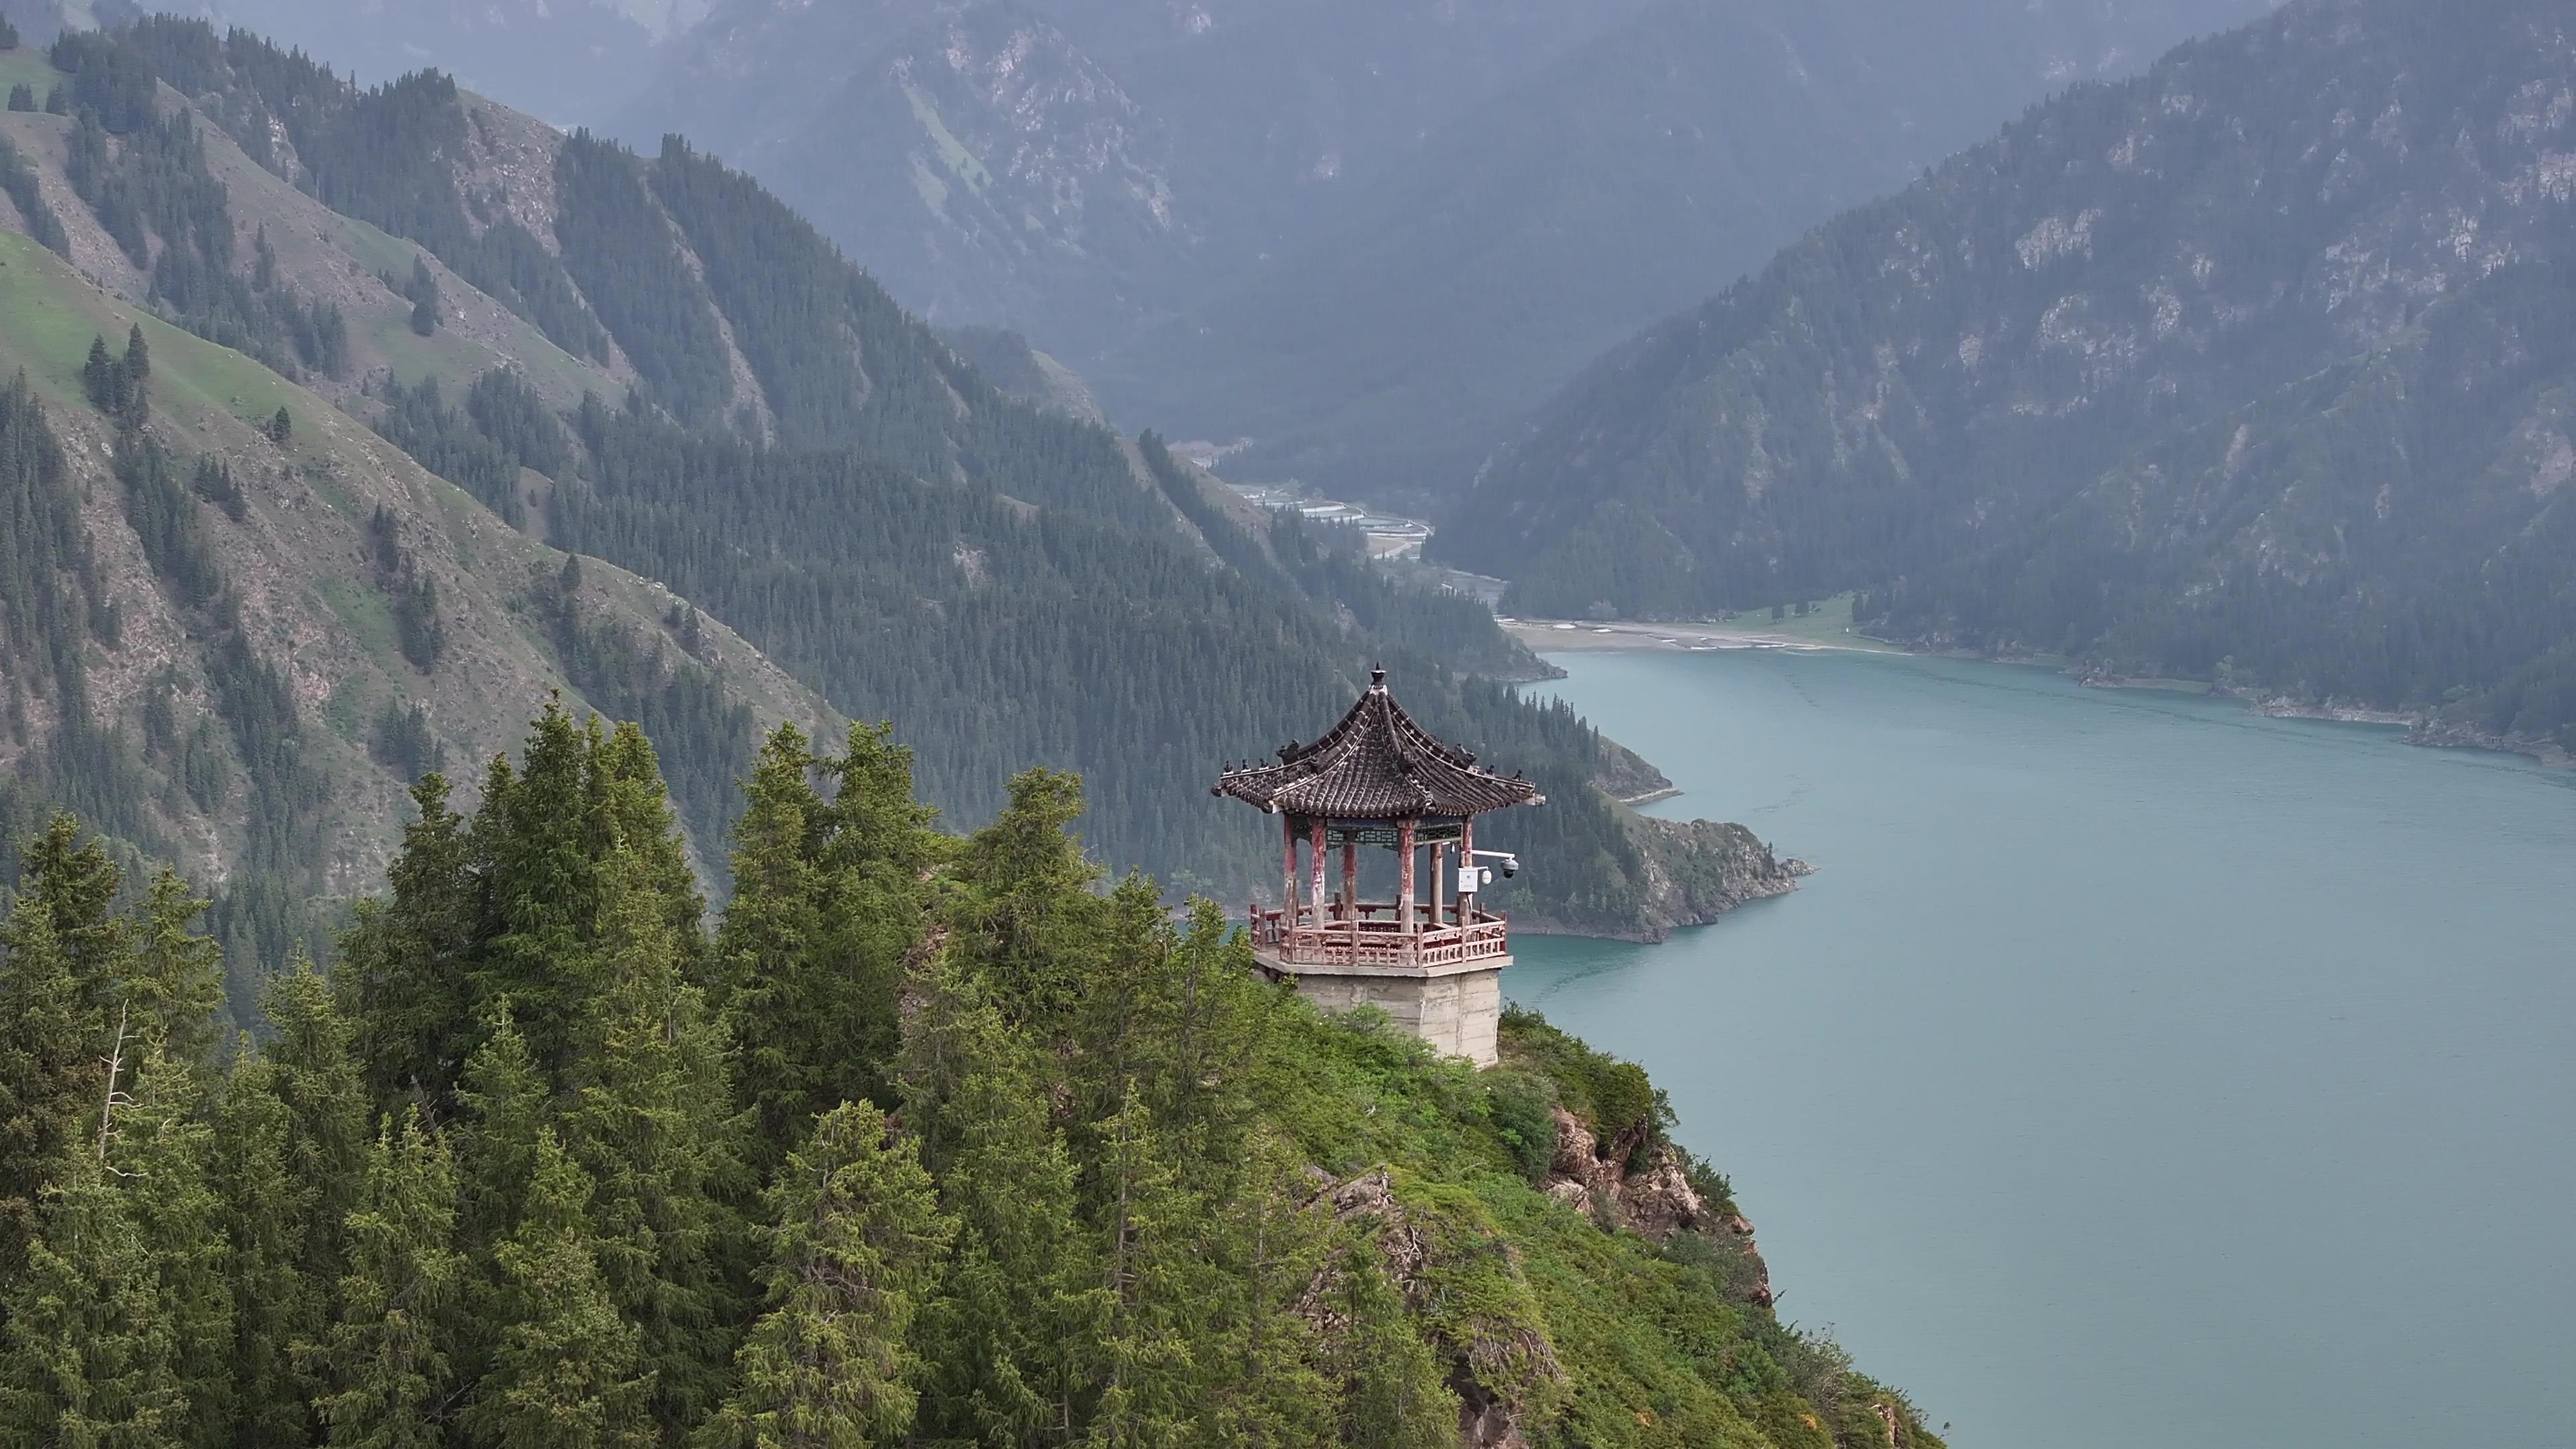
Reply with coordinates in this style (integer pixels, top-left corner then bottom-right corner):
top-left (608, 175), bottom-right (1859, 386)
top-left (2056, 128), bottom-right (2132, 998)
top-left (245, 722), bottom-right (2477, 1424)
top-left (1212, 668), bottom-right (1544, 820)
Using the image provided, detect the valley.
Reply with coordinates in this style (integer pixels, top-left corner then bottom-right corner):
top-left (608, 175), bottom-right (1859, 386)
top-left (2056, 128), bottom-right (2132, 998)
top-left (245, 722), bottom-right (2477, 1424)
top-left (0, 3), bottom-right (2570, 1447)
top-left (0, 16), bottom-right (1799, 977)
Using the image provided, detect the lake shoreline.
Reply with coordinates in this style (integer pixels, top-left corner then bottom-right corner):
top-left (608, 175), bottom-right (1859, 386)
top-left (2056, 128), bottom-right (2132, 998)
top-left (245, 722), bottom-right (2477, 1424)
top-left (1510, 620), bottom-right (2572, 771)
top-left (1505, 617), bottom-right (1899, 655)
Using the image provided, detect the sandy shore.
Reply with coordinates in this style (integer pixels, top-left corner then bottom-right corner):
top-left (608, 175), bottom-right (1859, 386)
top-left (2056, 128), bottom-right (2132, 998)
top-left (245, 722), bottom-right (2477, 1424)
top-left (1503, 618), bottom-right (1900, 654)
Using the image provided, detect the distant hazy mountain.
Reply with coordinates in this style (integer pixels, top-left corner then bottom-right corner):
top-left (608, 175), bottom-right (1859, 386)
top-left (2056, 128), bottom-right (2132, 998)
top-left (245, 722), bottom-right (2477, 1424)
top-left (659, 3), bottom-right (1197, 351)
top-left (623, 0), bottom-right (1664, 345)
top-left (1095, 0), bottom-right (2279, 507)
top-left (621, 0), bottom-right (2269, 510)
top-left (1436, 0), bottom-right (2576, 749)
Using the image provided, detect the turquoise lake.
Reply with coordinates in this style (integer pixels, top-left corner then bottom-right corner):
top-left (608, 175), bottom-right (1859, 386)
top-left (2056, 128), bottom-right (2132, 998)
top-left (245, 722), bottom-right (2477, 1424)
top-left (1509, 649), bottom-right (2575, 1449)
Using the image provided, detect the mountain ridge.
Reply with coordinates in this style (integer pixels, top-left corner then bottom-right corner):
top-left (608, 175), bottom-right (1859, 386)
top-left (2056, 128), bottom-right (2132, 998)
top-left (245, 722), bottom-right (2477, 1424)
top-left (0, 17), bottom-right (1795, 951)
top-left (1437, 0), bottom-right (2576, 752)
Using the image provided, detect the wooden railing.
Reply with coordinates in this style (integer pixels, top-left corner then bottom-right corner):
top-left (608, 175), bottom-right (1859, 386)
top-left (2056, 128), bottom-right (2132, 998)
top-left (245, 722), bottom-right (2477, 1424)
top-left (1246, 901), bottom-right (1510, 970)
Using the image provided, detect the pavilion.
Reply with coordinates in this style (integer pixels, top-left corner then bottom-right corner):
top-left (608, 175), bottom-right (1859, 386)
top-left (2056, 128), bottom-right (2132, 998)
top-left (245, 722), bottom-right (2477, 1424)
top-left (1212, 667), bottom-right (1543, 1067)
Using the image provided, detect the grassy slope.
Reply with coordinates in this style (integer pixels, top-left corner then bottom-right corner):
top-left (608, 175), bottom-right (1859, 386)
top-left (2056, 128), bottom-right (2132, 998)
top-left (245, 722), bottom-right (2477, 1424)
top-left (0, 46), bottom-right (58, 99)
top-left (0, 225), bottom-right (833, 888)
top-left (183, 97), bottom-right (625, 407)
top-left (1279, 1004), bottom-right (1943, 1449)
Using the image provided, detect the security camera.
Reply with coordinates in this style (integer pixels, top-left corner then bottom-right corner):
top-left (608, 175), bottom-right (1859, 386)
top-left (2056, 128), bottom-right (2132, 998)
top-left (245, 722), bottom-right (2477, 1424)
top-left (1499, 855), bottom-right (1519, 879)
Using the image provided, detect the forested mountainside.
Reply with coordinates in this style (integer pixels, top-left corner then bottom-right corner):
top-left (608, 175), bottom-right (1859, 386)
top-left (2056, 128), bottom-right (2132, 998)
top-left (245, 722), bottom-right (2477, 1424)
top-left (0, 18), bottom-right (1773, 943)
top-left (0, 195), bottom-right (824, 1027)
top-left (0, 714), bottom-right (1943, 1449)
top-left (1440, 0), bottom-right (2576, 753)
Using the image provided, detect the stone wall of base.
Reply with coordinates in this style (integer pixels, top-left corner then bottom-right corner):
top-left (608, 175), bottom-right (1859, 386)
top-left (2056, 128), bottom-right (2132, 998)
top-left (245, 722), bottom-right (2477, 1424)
top-left (1289, 965), bottom-right (1503, 1067)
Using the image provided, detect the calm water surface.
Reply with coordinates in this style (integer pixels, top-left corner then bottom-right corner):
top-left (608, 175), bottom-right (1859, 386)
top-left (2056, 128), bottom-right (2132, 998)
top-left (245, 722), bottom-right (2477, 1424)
top-left (1510, 649), bottom-right (2575, 1449)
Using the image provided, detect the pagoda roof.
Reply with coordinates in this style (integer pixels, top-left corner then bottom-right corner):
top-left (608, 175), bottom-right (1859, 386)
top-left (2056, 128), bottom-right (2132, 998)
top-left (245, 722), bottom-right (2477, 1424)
top-left (1212, 669), bottom-right (1545, 820)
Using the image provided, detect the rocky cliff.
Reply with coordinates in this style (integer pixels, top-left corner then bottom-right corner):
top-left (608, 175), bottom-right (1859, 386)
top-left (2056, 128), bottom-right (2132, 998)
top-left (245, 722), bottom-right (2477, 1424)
top-left (1518, 816), bottom-right (1809, 943)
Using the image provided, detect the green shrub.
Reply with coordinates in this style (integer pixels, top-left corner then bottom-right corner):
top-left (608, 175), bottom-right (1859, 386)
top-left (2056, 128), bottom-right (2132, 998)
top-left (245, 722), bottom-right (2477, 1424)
top-left (1484, 1069), bottom-right (1559, 1182)
top-left (1499, 1005), bottom-right (1674, 1166)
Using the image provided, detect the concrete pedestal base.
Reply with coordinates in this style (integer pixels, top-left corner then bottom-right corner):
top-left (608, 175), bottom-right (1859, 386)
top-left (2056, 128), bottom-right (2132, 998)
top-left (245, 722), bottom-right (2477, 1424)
top-left (1258, 953), bottom-right (1507, 1068)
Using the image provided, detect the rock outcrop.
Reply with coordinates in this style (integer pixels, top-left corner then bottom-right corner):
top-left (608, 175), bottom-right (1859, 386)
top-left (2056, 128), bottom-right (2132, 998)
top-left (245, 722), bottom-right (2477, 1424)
top-left (1629, 816), bottom-right (1811, 941)
top-left (1538, 1109), bottom-right (1775, 1306)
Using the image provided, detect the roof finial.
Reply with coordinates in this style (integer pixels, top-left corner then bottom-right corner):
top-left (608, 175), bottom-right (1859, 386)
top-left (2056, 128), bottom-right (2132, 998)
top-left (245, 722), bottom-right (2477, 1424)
top-left (1370, 664), bottom-right (1387, 690)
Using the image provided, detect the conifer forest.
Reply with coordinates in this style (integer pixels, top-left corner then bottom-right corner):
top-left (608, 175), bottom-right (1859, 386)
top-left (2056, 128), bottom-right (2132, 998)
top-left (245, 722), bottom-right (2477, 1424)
top-left (0, 711), bottom-right (1937, 1448)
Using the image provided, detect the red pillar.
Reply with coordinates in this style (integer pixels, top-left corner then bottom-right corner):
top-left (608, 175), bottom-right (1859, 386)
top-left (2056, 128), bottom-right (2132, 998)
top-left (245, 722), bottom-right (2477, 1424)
top-left (1430, 841), bottom-right (1446, 928)
top-left (1397, 818), bottom-right (1417, 934)
top-left (1309, 818), bottom-right (1327, 926)
top-left (1341, 840), bottom-right (1358, 918)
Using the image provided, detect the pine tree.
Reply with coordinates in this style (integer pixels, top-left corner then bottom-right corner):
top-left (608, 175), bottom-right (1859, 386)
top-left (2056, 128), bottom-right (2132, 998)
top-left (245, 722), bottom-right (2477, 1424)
top-left (561, 848), bottom-right (744, 1436)
top-left (474, 700), bottom-right (606, 1080)
top-left (698, 1102), bottom-right (953, 1449)
top-left (1196, 1132), bottom-right (1338, 1444)
top-left (83, 335), bottom-right (121, 414)
top-left (948, 769), bottom-right (1106, 1033)
top-left (903, 965), bottom-right (1106, 1444)
top-left (17, 813), bottom-right (128, 1013)
top-left (124, 870), bottom-right (225, 1068)
top-left (264, 952), bottom-right (373, 1423)
top-left (343, 774), bottom-right (482, 1108)
top-left (117, 1046), bottom-right (235, 1449)
top-left (714, 719), bottom-right (946, 1152)
top-left (1067, 894), bottom-right (1328, 1445)
top-left (311, 1113), bottom-right (465, 1449)
top-left (1076, 1093), bottom-right (1335, 1447)
top-left (0, 894), bottom-right (88, 1286)
top-left (586, 722), bottom-right (704, 978)
top-left (464, 1128), bottom-right (655, 1449)
top-left (805, 722), bottom-right (938, 1105)
top-left (0, 1155), bottom-right (187, 1449)
top-left (714, 725), bottom-right (828, 1152)
top-left (455, 1006), bottom-right (550, 1258)
top-left (211, 1047), bottom-right (318, 1449)
top-left (1081, 1087), bottom-right (1205, 1448)
top-left (407, 257), bottom-right (442, 337)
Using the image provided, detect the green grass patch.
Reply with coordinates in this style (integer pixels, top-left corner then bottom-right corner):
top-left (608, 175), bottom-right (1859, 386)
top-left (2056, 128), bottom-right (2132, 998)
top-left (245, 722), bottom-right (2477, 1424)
top-left (313, 575), bottom-right (400, 678)
top-left (1713, 592), bottom-right (1874, 645)
top-left (0, 229), bottom-right (303, 444)
top-left (332, 213), bottom-right (419, 280)
top-left (0, 46), bottom-right (63, 101)
top-left (331, 213), bottom-right (605, 405)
